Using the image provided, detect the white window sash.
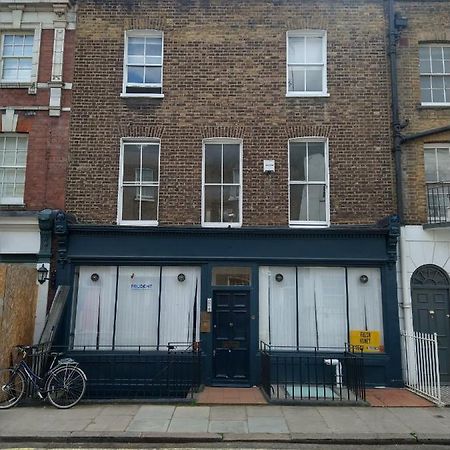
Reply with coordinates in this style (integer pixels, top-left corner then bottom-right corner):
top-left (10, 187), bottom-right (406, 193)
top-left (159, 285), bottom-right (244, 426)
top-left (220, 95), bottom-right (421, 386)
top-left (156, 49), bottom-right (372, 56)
top-left (288, 137), bottom-right (330, 227)
top-left (122, 30), bottom-right (164, 97)
top-left (201, 138), bottom-right (243, 228)
top-left (118, 139), bottom-right (160, 225)
top-left (286, 30), bottom-right (328, 97)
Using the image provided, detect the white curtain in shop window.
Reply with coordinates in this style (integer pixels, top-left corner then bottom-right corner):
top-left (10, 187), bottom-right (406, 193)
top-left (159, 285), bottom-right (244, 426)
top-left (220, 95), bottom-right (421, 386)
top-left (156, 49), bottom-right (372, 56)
top-left (159, 266), bottom-right (201, 346)
top-left (298, 267), bottom-right (347, 349)
top-left (347, 268), bottom-right (384, 344)
top-left (72, 266), bottom-right (117, 349)
top-left (115, 266), bottom-right (161, 348)
top-left (259, 267), bottom-right (297, 348)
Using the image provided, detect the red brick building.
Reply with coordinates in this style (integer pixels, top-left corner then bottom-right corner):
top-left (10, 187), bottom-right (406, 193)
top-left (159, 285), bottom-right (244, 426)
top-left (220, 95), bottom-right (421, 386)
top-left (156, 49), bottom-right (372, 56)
top-left (0, 0), bottom-right (75, 362)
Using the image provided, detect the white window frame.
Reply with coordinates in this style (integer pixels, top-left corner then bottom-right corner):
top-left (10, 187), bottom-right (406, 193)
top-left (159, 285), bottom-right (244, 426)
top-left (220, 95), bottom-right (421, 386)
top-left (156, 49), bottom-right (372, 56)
top-left (0, 29), bottom-right (40, 87)
top-left (288, 137), bottom-right (330, 228)
top-left (420, 44), bottom-right (450, 106)
top-left (286, 30), bottom-right (329, 98)
top-left (121, 30), bottom-right (164, 98)
top-left (118, 138), bottom-right (160, 226)
top-left (201, 138), bottom-right (243, 228)
top-left (0, 133), bottom-right (28, 205)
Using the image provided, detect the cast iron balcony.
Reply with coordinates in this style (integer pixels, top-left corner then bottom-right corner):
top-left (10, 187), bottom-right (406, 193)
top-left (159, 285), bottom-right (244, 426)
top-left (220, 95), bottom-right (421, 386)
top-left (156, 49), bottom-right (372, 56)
top-left (426, 183), bottom-right (450, 227)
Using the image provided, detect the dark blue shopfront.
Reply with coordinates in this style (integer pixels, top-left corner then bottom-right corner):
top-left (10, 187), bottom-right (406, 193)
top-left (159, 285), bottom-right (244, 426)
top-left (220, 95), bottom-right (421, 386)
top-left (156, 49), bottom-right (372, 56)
top-left (52, 217), bottom-right (402, 399)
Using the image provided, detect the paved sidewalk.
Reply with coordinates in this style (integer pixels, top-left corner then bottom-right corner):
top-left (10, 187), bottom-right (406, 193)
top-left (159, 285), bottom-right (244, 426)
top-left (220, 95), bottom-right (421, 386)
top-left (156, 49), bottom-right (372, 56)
top-left (1, 404), bottom-right (450, 444)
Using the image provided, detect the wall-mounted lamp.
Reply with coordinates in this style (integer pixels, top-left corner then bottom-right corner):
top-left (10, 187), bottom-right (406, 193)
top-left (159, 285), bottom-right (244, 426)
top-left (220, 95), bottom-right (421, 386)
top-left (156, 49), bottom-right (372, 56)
top-left (275, 273), bottom-right (284, 282)
top-left (177, 273), bottom-right (186, 282)
top-left (359, 274), bottom-right (369, 284)
top-left (37, 264), bottom-right (50, 285)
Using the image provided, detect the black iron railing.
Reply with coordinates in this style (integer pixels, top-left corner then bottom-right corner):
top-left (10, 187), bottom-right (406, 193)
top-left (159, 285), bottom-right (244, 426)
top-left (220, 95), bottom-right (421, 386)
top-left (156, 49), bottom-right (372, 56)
top-left (60, 342), bottom-right (201, 400)
top-left (427, 183), bottom-right (450, 225)
top-left (260, 341), bottom-right (366, 403)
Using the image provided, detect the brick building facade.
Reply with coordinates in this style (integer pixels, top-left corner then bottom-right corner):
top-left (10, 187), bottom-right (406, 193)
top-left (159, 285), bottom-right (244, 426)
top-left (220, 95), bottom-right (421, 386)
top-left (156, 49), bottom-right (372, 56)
top-left (54, 0), bottom-right (406, 396)
top-left (393, 0), bottom-right (450, 386)
top-left (0, 0), bottom-right (75, 363)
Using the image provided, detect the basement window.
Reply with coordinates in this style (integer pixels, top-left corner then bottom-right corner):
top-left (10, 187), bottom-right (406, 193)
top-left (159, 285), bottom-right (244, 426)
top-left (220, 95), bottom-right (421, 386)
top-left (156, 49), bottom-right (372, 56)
top-left (121, 30), bottom-right (164, 98)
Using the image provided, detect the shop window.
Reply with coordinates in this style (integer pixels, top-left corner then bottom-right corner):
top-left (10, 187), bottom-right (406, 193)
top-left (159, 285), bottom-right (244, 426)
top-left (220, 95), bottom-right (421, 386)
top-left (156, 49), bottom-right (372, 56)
top-left (71, 266), bottom-right (201, 349)
top-left (259, 266), bottom-right (384, 351)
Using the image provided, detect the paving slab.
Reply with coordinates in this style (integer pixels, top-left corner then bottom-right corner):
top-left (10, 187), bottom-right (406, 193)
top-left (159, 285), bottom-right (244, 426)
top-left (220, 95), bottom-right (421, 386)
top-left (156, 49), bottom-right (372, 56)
top-left (99, 404), bottom-right (140, 416)
top-left (352, 406), bottom-right (413, 434)
top-left (316, 406), bottom-right (371, 433)
top-left (172, 406), bottom-right (210, 419)
top-left (282, 406), bottom-right (331, 433)
top-left (246, 405), bottom-right (283, 417)
top-left (208, 420), bottom-right (249, 433)
top-left (134, 405), bottom-right (175, 419)
top-left (84, 414), bottom-right (133, 432)
top-left (168, 418), bottom-right (209, 433)
top-left (209, 405), bottom-right (247, 420)
top-left (247, 416), bottom-right (289, 433)
top-left (126, 418), bottom-right (170, 432)
top-left (388, 407), bottom-right (450, 434)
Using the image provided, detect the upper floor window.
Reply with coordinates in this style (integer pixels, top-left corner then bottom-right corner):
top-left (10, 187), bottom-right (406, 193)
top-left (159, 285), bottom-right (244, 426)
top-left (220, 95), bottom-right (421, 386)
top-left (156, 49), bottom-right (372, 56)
top-left (420, 45), bottom-right (450, 105)
top-left (424, 144), bottom-right (450, 223)
top-left (202, 139), bottom-right (242, 227)
top-left (1, 34), bottom-right (33, 83)
top-left (0, 134), bottom-right (27, 205)
top-left (289, 138), bottom-right (329, 227)
top-left (287, 31), bottom-right (328, 97)
top-left (118, 140), bottom-right (160, 225)
top-left (122, 30), bottom-right (163, 97)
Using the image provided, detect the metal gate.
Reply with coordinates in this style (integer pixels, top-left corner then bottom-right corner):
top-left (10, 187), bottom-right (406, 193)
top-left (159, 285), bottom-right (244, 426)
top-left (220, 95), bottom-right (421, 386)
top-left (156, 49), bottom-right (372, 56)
top-left (401, 331), bottom-right (443, 406)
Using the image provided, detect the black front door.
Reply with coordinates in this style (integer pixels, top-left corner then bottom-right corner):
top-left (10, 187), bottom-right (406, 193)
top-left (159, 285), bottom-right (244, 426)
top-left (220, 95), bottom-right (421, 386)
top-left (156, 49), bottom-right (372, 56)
top-left (412, 287), bottom-right (450, 381)
top-left (212, 290), bottom-right (250, 384)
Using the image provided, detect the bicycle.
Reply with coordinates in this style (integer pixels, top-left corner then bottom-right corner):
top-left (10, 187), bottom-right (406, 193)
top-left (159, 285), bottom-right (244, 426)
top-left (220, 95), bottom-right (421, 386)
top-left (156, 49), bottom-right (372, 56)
top-left (0, 345), bottom-right (87, 409)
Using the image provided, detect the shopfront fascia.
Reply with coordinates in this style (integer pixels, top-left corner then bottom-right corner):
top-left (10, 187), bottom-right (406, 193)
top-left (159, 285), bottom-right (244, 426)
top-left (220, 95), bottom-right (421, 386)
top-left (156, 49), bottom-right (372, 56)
top-left (54, 219), bottom-right (402, 391)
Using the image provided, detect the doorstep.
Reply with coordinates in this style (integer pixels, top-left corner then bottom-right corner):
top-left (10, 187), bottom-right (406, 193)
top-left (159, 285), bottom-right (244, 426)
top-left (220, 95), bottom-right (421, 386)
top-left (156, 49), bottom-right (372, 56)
top-left (196, 386), bottom-right (268, 405)
top-left (366, 388), bottom-right (435, 407)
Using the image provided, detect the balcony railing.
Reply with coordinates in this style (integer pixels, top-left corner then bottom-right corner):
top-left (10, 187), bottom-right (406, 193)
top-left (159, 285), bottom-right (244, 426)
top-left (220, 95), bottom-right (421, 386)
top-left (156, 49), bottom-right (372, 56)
top-left (427, 183), bottom-right (450, 225)
top-left (260, 342), bottom-right (366, 404)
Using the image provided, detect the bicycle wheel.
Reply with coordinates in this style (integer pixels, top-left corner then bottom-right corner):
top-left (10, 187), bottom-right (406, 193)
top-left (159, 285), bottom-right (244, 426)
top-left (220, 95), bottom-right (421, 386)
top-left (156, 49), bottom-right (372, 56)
top-left (45, 365), bottom-right (86, 409)
top-left (0, 368), bottom-right (25, 409)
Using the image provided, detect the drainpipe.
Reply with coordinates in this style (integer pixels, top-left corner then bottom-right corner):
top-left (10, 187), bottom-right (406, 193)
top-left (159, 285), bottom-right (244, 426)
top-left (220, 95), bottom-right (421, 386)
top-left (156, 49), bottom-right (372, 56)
top-left (388, 0), bottom-right (416, 384)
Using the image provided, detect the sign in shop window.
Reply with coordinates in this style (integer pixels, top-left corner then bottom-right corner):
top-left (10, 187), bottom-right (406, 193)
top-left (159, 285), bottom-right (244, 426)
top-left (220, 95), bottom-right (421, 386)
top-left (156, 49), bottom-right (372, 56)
top-left (350, 330), bottom-right (383, 353)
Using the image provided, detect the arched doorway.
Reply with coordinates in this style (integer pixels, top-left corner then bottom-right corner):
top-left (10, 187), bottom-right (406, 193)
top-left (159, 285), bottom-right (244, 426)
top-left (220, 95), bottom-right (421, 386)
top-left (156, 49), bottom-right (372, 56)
top-left (411, 265), bottom-right (450, 382)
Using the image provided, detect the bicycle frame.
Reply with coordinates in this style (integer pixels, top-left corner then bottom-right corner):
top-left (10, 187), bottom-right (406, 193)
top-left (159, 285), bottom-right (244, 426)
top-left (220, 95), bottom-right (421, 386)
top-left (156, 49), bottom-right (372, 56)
top-left (11, 353), bottom-right (60, 396)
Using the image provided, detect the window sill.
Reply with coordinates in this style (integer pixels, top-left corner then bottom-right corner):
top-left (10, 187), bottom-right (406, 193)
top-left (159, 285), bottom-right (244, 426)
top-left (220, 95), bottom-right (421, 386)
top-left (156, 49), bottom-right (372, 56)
top-left (0, 81), bottom-right (33, 89)
top-left (118, 220), bottom-right (159, 226)
top-left (419, 103), bottom-right (450, 109)
top-left (286, 92), bottom-right (330, 98)
top-left (120, 93), bottom-right (164, 99)
top-left (289, 222), bottom-right (330, 228)
top-left (201, 223), bottom-right (242, 228)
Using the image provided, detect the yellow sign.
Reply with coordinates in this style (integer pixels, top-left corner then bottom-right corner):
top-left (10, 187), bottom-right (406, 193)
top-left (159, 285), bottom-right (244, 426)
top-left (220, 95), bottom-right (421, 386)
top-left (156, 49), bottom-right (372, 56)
top-left (350, 330), bottom-right (382, 353)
